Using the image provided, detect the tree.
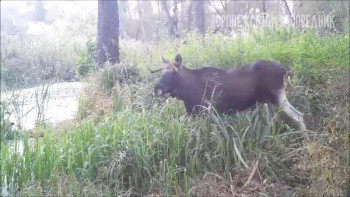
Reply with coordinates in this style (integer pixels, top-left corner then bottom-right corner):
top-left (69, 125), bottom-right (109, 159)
top-left (262, 0), bottom-right (267, 14)
top-left (293, 1), bottom-right (349, 32)
top-left (97, 0), bottom-right (119, 66)
top-left (194, 0), bottom-right (205, 34)
top-left (186, 1), bottom-right (194, 32)
top-left (161, 1), bottom-right (179, 38)
top-left (280, 0), bottom-right (294, 24)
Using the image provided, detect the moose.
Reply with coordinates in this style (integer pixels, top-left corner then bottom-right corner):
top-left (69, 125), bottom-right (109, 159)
top-left (153, 54), bottom-right (306, 130)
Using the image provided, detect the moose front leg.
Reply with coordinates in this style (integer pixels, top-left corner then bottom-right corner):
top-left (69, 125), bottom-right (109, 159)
top-left (184, 101), bottom-right (196, 115)
top-left (184, 101), bottom-right (205, 115)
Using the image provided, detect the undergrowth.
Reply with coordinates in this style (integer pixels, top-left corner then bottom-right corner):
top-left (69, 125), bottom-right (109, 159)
top-left (1, 29), bottom-right (349, 196)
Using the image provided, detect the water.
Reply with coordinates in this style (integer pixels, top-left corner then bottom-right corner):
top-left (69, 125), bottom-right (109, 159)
top-left (2, 82), bottom-right (86, 131)
top-left (1, 82), bottom-right (86, 196)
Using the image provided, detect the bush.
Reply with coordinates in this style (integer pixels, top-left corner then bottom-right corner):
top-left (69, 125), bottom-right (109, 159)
top-left (295, 69), bottom-right (349, 196)
top-left (78, 62), bottom-right (142, 121)
top-left (96, 62), bottom-right (141, 93)
top-left (1, 34), bottom-right (87, 90)
top-left (77, 39), bottom-right (97, 77)
top-left (0, 101), bottom-right (16, 141)
top-left (121, 29), bottom-right (349, 73)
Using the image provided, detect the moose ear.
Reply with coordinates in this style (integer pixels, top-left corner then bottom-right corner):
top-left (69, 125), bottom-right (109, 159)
top-left (161, 56), bottom-right (170, 64)
top-left (174, 53), bottom-right (182, 66)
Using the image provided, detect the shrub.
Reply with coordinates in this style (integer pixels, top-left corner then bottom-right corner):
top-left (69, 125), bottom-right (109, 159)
top-left (77, 39), bottom-right (97, 77)
top-left (0, 101), bottom-right (16, 141)
top-left (77, 62), bottom-right (142, 121)
top-left (96, 62), bottom-right (141, 93)
top-left (295, 69), bottom-right (349, 196)
top-left (121, 29), bottom-right (349, 73)
top-left (1, 34), bottom-right (86, 90)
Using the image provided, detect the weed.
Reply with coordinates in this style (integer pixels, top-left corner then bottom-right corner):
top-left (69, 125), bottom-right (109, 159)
top-left (1, 29), bottom-right (349, 196)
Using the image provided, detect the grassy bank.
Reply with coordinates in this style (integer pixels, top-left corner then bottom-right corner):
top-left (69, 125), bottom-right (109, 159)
top-left (1, 29), bottom-right (349, 196)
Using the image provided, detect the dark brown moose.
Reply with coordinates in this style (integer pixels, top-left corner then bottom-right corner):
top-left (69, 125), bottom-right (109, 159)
top-left (153, 54), bottom-right (306, 130)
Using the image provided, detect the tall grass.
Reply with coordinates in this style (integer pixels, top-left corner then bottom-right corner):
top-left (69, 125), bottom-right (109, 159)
top-left (122, 28), bottom-right (349, 74)
top-left (1, 34), bottom-right (86, 90)
top-left (1, 29), bottom-right (349, 196)
top-left (1, 98), bottom-right (300, 196)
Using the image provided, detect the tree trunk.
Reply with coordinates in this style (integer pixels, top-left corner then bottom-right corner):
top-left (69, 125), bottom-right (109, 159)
top-left (161, 1), bottom-right (178, 38)
top-left (262, 0), bottom-right (267, 13)
top-left (97, 0), bottom-right (119, 66)
top-left (194, 0), bottom-right (205, 34)
top-left (262, 0), bottom-right (267, 19)
top-left (187, 1), bottom-right (193, 32)
top-left (172, 0), bottom-right (179, 38)
top-left (280, 0), bottom-right (294, 23)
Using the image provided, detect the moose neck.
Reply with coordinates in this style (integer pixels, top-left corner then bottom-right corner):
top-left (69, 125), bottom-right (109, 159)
top-left (175, 67), bottom-right (204, 105)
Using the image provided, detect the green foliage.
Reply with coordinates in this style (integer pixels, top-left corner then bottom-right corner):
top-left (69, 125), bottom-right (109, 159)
top-left (1, 99), bottom-right (295, 196)
top-left (0, 101), bottom-right (16, 141)
top-left (77, 39), bottom-right (97, 77)
top-left (95, 63), bottom-right (140, 94)
top-left (1, 29), bottom-right (349, 196)
top-left (296, 69), bottom-right (349, 196)
top-left (122, 29), bottom-right (349, 73)
top-left (1, 34), bottom-right (86, 90)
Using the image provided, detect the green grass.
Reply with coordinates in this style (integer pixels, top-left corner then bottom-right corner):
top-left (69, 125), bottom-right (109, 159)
top-left (1, 29), bottom-right (349, 196)
top-left (122, 28), bottom-right (349, 74)
top-left (1, 100), bottom-right (298, 196)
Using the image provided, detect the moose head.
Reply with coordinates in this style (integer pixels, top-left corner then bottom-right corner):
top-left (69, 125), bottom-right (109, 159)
top-left (154, 54), bottom-right (192, 98)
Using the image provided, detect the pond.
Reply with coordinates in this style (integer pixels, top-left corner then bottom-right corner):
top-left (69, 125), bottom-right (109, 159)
top-left (1, 81), bottom-right (87, 196)
top-left (2, 82), bottom-right (86, 131)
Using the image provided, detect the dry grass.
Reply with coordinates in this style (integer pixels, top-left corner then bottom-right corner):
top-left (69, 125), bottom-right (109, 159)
top-left (78, 85), bottom-right (114, 121)
top-left (190, 170), bottom-right (296, 197)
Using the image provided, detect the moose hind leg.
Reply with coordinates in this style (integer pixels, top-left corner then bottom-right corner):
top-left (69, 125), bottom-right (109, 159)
top-left (277, 90), bottom-right (306, 130)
